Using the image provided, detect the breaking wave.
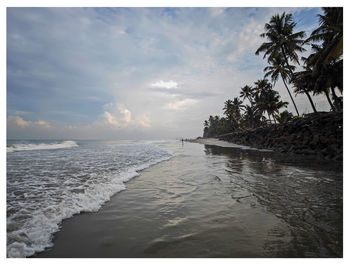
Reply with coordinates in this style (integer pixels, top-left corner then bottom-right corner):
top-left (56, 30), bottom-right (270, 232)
top-left (7, 141), bottom-right (78, 152)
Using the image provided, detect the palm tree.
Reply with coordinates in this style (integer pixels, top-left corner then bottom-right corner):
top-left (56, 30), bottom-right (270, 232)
top-left (312, 67), bottom-right (336, 111)
top-left (262, 89), bottom-right (288, 123)
top-left (311, 60), bottom-right (342, 111)
top-left (231, 97), bottom-right (245, 122)
top-left (276, 110), bottom-right (293, 124)
top-left (256, 12), bottom-right (317, 113)
top-left (223, 99), bottom-right (234, 119)
top-left (239, 85), bottom-right (254, 105)
top-left (253, 79), bottom-right (288, 124)
top-left (223, 98), bottom-right (243, 129)
top-left (255, 12), bottom-right (306, 68)
top-left (253, 79), bottom-right (272, 96)
top-left (264, 55), bottom-right (300, 116)
top-left (305, 8), bottom-right (343, 76)
top-left (243, 105), bottom-right (262, 128)
top-left (203, 120), bottom-right (209, 138)
top-left (223, 99), bottom-right (237, 129)
top-left (303, 8), bottom-right (343, 111)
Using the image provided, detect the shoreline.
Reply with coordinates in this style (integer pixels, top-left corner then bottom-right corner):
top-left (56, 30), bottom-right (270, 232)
top-left (192, 111), bottom-right (342, 162)
top-left (33, 140), bottom-right (342, 257)
top-left (186, 138), bottom-right (342, 171)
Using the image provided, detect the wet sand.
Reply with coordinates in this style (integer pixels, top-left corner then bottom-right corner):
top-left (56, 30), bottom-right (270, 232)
top-left (35, 140), bottom-right (342, 257)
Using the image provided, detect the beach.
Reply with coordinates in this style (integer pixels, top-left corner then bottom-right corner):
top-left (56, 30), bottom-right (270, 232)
top-left (6, 5), bottom-right (344, 260)
top-left (34, 140), bottom-right (342, 257)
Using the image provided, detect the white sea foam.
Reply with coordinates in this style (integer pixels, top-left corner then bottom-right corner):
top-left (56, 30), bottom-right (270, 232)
top-left (7, 141), bottom-right (174, 257)
top-left (7, 141), bottom-right (78, 152)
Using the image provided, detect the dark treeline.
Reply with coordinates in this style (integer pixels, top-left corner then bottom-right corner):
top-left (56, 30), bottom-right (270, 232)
top-left (203, 8), bottom-right (343, 138)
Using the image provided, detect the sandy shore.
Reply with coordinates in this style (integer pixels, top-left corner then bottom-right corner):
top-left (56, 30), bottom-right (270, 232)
top-left (186, 138), bottom-right (272, 151)
top-left (35, 140), bottom-right (342, 257)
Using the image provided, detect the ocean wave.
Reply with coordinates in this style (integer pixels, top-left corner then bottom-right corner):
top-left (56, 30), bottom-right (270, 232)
top-left (7, 144), bottom-right (174, 258)
top-left (7, 141), bottom-right (79, 152)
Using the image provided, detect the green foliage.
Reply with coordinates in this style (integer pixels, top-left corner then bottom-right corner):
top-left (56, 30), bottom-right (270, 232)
top-left (301, 7), bottom-right (343, 112)
top-left (203, 79), bottom-right (288, 137)
top-left (276, 110), bottom-right (293, 124)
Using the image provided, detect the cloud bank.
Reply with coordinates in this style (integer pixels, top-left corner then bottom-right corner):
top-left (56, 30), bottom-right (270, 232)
top-left (7, 7), bottom-right (326, 139)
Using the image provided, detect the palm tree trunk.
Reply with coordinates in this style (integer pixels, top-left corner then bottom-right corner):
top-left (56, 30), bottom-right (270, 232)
top-left (325, 90), bottom-right (336, 111)
top-left (304, 90), bottom-right (318, 113)
top-left (330, 86), bottom-right (341, 111)
top-left (282, 76), bottom-right (300, 116)
top-left (248, 97), bottom-right (253, 106)
top-left (281, 46), bottom-right (296, 81)
top-left (267, 113), bottom-right (272, 125)
top-left (281, 47), bottom-right (318, 114)
top-left (331, 86), bottom-right (339, 100)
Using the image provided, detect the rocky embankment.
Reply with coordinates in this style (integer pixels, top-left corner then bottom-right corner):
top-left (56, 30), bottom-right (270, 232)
top-left (216, 112), bottom-right (343, 161)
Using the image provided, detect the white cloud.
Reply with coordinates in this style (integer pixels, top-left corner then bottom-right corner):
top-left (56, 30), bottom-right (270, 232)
top-left (120, 108), bottom-right (131, 124)
top-left (150, 80), bottom-right (178, 89)
top-left (136, 114), bottom-right (151, 128)
top-left (102, 104), bottom-right (150, 129)
top-left (16, 116), bottom-right (30, 127)
top-left (103, 111), bottom-right (120, 128)
top-left (7, 116), bottom-right (51, 129)
top-left (8, 116), bottom-right (30, 127)
top-left (36, 120), bottom-right (50, 128)
top-left (227, 21), bottom-right (264, 63)
top-left (166, 98), bottom-right (197, 111)
top-left (210, 8), bottom-right (226, 17)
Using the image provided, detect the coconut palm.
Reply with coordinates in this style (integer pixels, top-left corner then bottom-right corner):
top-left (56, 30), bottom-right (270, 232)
top-left (253, 79), bottom-right (288, 124)
top-left (224, 98), bottom-right (244, 129)
top-left (264, 55), bottom-right (300, 116)
top-left (255, 12), bottom-right (306, 69)
top-left (303, 8), bottom-right (343, 111)
top-left (276, 110), bottom-right (293, 124)
top-left (305, 7), bottom-right (343, 76)
top-left (256, 12), bottom-right (318, 113)
top-left (243, 105), bottom-right (262, 128)
top-left (253, 79), bottom-right (272, 96)
top-left (223, 99), bottom-right (238, 129)
top-left (231, 97), bottom-right (245, 122)
top-left (239, 85), bottom-right (254, 105)
top-left (311, 60), bottom-right (342, 111)
top-left (261, 89), bottom-right (288, 123)
top-left (223, 100), bottom-right (234, 119)
top-left (292, 69), bottom-right (319, 110)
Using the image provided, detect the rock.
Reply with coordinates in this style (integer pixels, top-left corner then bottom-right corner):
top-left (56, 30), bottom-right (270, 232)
top-left (218, 111), bottom-right (342, 162)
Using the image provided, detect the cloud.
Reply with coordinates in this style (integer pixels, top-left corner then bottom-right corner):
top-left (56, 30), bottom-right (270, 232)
top-left (7, 116), bottom-right (51, 129)
top-left (103, 111), bottom-right (119, 128)
top-left (226, 20), bottom-right (264, 63)
top-left (120, 108), bottom-right (131, 124)
top-left (8, 116), bottom-right (31, 127)
top-left (210, 8), bottom-right (226, 17)
top-left (150, 80), bottom-right (178, 89)
top-left (136, 114), bottom-right (151, 128)
top-left (6, 7), bottom-right (326, 140)
top-left (36, 120), bottom-right (50, 128)
top-left (166, 98), bottom-right (197, 111)
top-left (102, 104), bottom-right (150, 129)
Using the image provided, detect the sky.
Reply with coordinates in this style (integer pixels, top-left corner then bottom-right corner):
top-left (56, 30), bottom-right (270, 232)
top-left (6, 6), bottom-right (329, 140)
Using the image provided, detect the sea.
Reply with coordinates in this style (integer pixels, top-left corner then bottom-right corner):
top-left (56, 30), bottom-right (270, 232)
top-left (7, 139), bottom-right (343, 258)
top-left (7, 139), bottom-right (173, 257)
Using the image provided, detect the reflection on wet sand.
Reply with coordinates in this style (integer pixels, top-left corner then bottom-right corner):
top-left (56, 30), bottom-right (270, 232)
top-left (204, 144), bottom-right (342, 257)
top-left (35, 141), bottom-right (342, 258)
